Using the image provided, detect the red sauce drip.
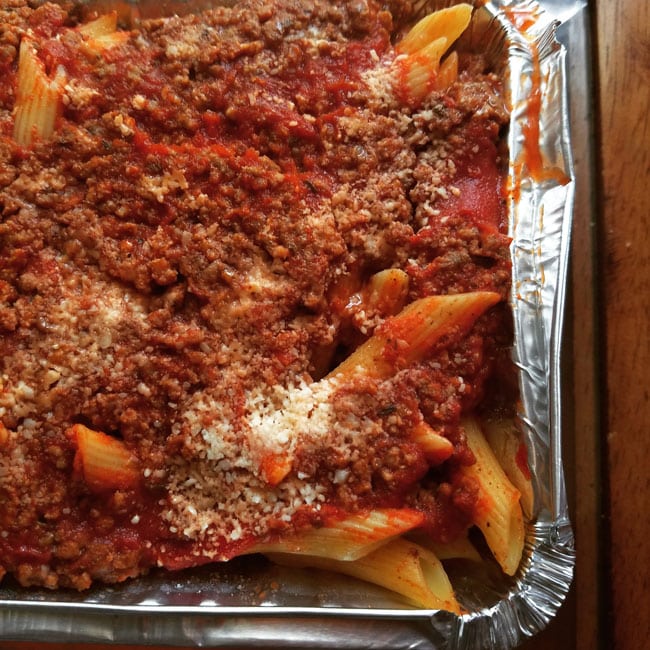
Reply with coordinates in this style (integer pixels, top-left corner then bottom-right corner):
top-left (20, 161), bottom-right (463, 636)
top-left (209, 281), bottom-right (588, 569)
top-left (516, 441), bottom-right (532, 479)
top-left (506, 15), bottom-right (571, 188)
top-left (503, 6), bottom-right (540, 33)
top-left (520, 44), bottom-right (544, 181)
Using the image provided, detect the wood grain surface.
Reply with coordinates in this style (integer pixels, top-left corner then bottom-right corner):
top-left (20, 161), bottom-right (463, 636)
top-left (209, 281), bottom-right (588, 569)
top-left (595, 0), bottom-right (650, 648)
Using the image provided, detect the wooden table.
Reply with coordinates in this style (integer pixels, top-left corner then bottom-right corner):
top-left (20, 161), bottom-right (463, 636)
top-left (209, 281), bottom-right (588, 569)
top-left (1, 1), bottom-right (648, 649)
top-left (528, 0), bottom-right (650, 647)
top-left (524, 0), bottom-right (649, 646)
top-left (591, 0), bottom-right (650, 647)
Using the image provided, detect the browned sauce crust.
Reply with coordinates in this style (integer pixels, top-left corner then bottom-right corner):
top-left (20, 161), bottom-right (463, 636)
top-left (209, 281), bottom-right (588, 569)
top-left (0, 0), bottom-right (511, 589)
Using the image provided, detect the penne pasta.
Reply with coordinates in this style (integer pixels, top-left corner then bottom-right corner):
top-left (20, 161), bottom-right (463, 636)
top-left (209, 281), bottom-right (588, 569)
top-left (409, 420), bottom-right (454, 465)
top-left (247, 508), bottom-right (424, 561)
top-left (400, 37), bottom-right (448, 103)
top-left (363, 268), bottom-right (410, 317)
top-left (1, 0), bottom-right (525, 611)
top-left (266, 538), bottom-right (461, 612)
top-left (395, 4), bottom-right (471, 101)
top-left (482, 416), bottom-right (535, 518)
top-left (78, 12), bottom-right (130, 53)
top-left (13, 38), bottom-right (66, 146)
top-left (83, 31), bottom-right (130, 52)
top-left (77, 12), bottom-right (119, 37)
top-left (66, 424), bottom-right (140, 493)
top-left (312, 268), bottom-right (408, 377)
top-left (328, 291), bottom-right (501, 380)
top-left (396, 4), bottom-right (473, 55)
top-left (436, 51), bottom-right (459, 90)
top-left (459, 418), bottom-right (525, 576)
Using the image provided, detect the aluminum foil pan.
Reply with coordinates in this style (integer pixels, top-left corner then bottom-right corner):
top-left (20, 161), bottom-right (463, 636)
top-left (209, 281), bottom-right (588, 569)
top-left (0, 0), bottom-right (576, 647)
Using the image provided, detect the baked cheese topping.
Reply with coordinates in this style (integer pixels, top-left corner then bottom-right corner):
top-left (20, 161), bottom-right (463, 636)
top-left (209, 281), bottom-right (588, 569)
top-left (0, 0), bottom-right (513, 589)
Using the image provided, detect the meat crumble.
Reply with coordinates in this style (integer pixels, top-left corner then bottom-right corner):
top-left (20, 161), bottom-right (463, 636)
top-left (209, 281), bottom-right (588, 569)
top-left (0, 0), bottom-right (512, 589)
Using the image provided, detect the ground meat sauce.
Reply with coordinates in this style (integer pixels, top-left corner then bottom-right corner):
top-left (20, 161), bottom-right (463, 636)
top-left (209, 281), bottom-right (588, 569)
top-left (0, 0), bottom-right (513, 589)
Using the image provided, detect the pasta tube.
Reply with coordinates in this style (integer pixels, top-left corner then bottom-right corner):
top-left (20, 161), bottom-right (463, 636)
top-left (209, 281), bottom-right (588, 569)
top-left (266, 538), bottom-right (461, 612)
top-left (77, 12), bottom-right (119, 37)
top-left (67, 424), bottom-right (140, 492)
top-left (363, 268), bottom-right (410, 317)
top-left (410, 420), bottom-right (454, 465)
top-left (396, 4), bottom-right (473, 55)
top-left (13, 38), bottom-right (66, 145)
top-left (459, 418), bottom-right (525, 575)
top-left (436, 51), bottom-right (459, 91)
top-left (481, 416), bottom-right (535, 518)
top-left (328, 291), bottom-right (501, 380)
top-left (247, 508), bottom-right (425, 561)
top-left (78, 12), bottom-right (130, 53)
top-left (401, 37), bottom-right (448, 102)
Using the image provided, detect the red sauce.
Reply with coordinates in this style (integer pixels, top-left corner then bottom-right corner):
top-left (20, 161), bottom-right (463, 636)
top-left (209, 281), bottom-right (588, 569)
top-left (505, 13), bottom-right (571, 188)
top-left (503, 6), bottom-right (541, 33)
top-left (516, 441), bottom-right (532, 480)
top-left (0, 538), bottom-right (53, 566)
top-left (435, 125), bottom-right (506, 233)
top-left (520, 43), bottom-right (544, 181)
top-left (27, 4), bottom-right (67, 38)
top-left (0, 0), bottom-right (516, 590)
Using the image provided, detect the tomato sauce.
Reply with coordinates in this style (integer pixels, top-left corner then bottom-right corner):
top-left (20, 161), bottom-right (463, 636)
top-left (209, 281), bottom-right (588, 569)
top-left (0, 0), bottom-right (515, 590)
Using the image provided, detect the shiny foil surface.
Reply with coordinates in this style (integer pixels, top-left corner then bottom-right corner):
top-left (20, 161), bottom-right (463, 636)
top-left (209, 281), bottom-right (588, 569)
top-left (0, 1), bottom-right (577, 647)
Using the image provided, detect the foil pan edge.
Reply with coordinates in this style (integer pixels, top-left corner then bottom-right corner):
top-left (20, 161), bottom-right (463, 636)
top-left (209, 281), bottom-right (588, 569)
top-left (0, 1), bottom-right (577, 647)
